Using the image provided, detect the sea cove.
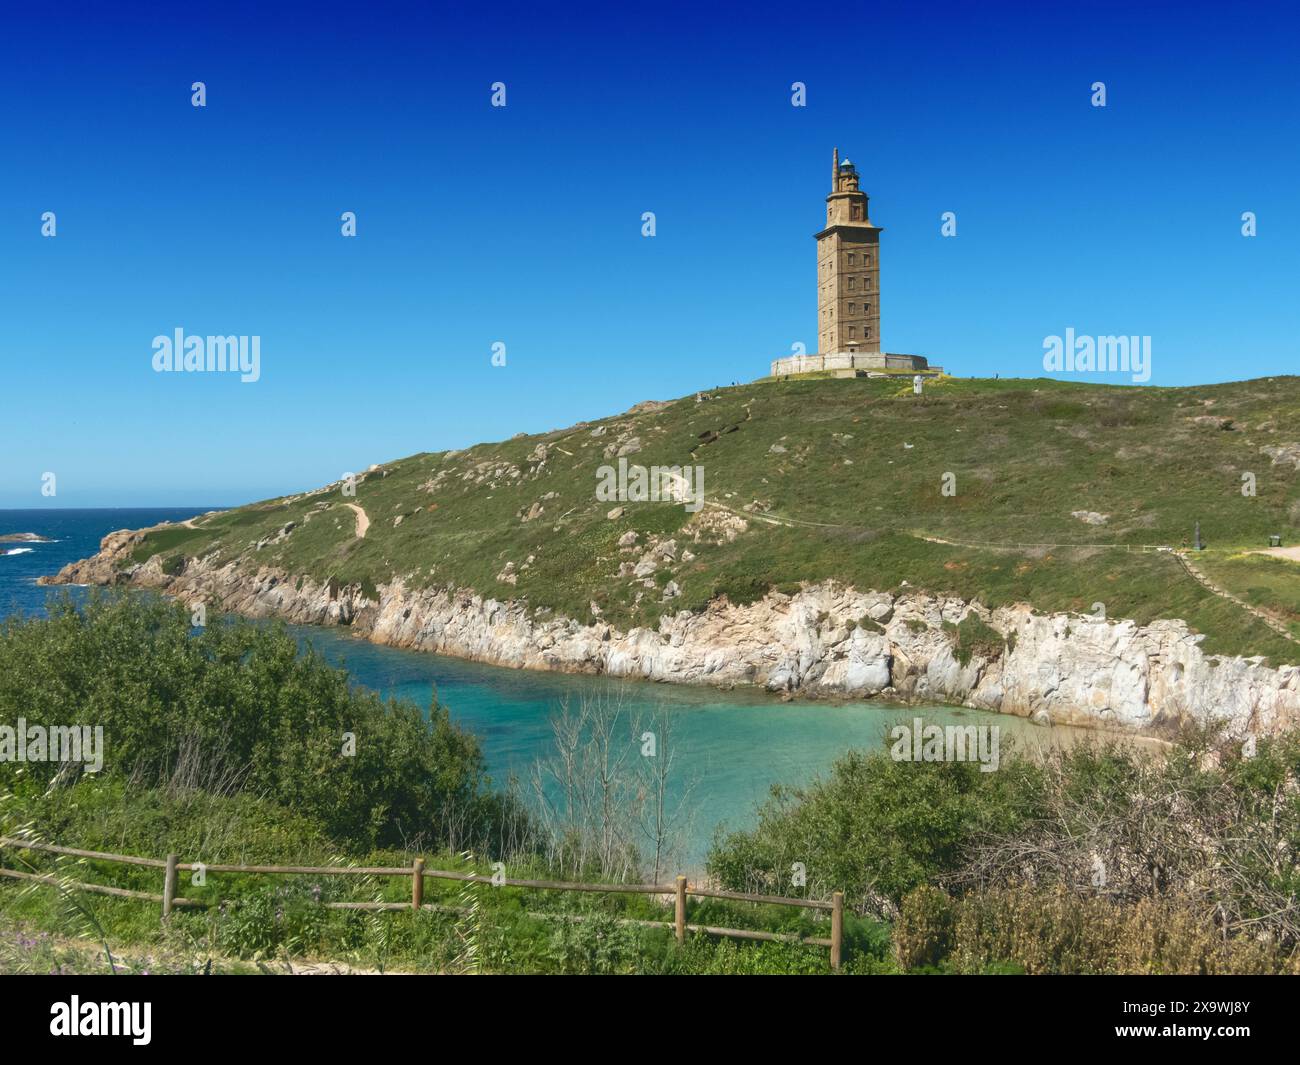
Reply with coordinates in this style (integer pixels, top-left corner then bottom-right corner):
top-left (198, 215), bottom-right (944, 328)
top-left (3, 508), bottom-right (1083, 865)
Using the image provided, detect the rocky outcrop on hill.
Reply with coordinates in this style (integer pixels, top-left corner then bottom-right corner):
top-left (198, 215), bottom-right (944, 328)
top-left (41, 527), bottom-right (151, 582)
top-left (43, 530), bottom-right (1300, 739)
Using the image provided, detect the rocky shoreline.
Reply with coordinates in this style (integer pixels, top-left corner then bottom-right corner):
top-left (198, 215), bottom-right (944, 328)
top-left (42, 525), bottom-right (1300, 738)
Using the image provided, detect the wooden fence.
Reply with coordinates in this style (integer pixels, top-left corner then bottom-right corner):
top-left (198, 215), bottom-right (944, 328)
top-left (0, 836), bottom-right (845, 970)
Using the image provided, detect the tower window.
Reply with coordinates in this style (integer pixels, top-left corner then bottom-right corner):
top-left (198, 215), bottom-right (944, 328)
top-left (847, 253), bottom-right (856, 265)
top-left (849, 303), bottom-right (855, 313)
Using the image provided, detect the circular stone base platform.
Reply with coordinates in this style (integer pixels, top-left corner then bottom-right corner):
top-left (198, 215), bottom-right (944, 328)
top-left (769, 351), bottom-right (940, 376)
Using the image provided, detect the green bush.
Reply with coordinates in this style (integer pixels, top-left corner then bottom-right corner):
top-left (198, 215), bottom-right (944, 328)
top-left (707, 748), bottom-right (1038, 909)
top-left (711, 571), bottom-right (772, 607)
top-left (214, 881), bottom-right (331, 960)
top-left (942, 612), bottom-right (1004, 667)
top-left (0, 592), bottom-right (529, 854)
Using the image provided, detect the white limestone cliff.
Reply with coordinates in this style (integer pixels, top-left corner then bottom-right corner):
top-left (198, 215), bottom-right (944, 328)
top-left (43, 528), bottom-right (1300, 739)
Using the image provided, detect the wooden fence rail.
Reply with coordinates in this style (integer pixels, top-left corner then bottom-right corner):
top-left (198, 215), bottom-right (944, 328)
top-left (0, 836), bottom-right (845, 970)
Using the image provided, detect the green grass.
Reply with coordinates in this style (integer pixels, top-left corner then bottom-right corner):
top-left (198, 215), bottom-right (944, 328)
top-left (128, 524), bottom-right (210, 563)
top-left (121, 373), bottom-right (1300, 664)
top-left (1194, 550), bottom-right (1300, 641)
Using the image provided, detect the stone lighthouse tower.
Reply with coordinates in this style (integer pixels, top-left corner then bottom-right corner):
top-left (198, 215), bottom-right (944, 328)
top-left (769, 150), bottom-right (936, 378)
top-left (816, 148), bottom-right (881, 356)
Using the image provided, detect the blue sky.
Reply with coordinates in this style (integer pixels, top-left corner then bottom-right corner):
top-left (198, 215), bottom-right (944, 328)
top-left (2, 0), bottom-right (1297, 507)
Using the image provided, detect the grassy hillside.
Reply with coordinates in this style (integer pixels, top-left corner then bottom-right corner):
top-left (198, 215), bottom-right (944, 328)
top-left (126, 374), bottom-right (1300, 663)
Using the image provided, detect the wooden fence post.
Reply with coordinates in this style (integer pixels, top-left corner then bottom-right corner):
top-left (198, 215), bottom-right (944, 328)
top-left (674, 875), bottom-right (687, 944)
top-left (412, 858), bottom-right (425, 910)
top-left (10, 835), bottom-right (851, 962)
top-left (162, 853), bottom-right (178, 920)
top-left (830, 890), bottom-right (843, 971)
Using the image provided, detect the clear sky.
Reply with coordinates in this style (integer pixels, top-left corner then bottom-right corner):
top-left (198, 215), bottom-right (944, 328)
top-left (2, 0), bottom-right (1297, 507)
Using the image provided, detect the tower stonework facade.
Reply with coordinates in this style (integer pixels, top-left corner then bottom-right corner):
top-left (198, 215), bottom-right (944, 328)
top-left (816, 148), bottom-right (881, 356)
top-left (770, 149), bottom-right (937, 378)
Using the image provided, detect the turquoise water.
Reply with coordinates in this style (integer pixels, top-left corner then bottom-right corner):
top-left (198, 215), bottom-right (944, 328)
top-left (285, 624), bottom-right (1065, 864)
top-left (2, 508), bottom-right (1069, 864)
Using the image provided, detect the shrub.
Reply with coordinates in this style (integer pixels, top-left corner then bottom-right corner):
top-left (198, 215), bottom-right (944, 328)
top-left (939, 886), bottom-right (1288, 975)
top-left (707, 749), bottom-right (1038, 912)
top-left (942, 612), bottom-right (1004, 667)
top-left (894, 885), bottom-right (955, 970)
top-left (214, 881), bottom-right (331, 960)
top-left (711, 572), bottom-right (772, 607)
top-left (0, 592), bottom-right (530, 855)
